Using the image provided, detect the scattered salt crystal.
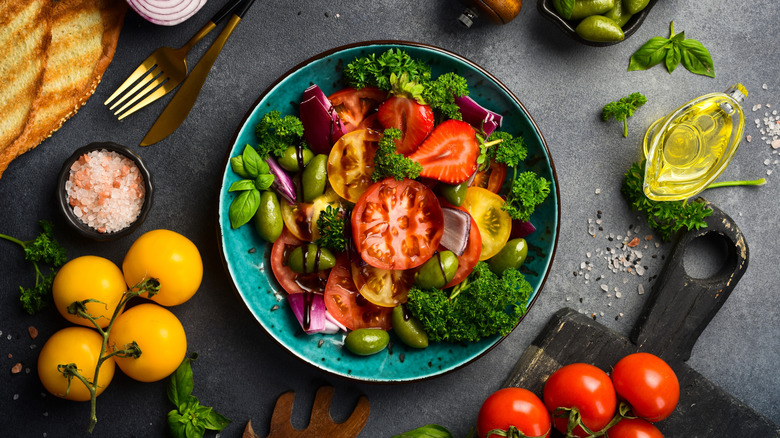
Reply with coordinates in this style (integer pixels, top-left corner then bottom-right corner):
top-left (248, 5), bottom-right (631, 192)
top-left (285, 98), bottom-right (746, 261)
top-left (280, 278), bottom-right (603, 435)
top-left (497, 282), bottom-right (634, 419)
top-left (600, 284), bottom-right (609, 292)
top-left (595, 188), bottom-right (601, 194)
top-left (638, 284), bottom-right (645, 295)
top-left (615, 291), bottom-right (623, 298)
top-left (772, 139), bottom-right (780, 149)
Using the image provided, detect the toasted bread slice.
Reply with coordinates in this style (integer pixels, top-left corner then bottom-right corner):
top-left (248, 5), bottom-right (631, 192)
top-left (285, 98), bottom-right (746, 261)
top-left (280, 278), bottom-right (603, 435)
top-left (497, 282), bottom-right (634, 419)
top-left (0, 0), bottom-right (52, 163)
top-left (0, 0), bottom-right (126, 180)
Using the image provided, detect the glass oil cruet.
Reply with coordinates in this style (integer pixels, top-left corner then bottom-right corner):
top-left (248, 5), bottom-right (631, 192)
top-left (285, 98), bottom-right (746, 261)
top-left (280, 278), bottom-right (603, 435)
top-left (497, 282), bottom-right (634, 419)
top-left (642, 84), bottom-right (748, 201)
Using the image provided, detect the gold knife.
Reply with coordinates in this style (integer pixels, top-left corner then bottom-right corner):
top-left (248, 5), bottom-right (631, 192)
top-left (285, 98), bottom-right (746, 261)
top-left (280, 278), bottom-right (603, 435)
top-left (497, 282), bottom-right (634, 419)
top-left (141, 0), bottom-right (256, 146)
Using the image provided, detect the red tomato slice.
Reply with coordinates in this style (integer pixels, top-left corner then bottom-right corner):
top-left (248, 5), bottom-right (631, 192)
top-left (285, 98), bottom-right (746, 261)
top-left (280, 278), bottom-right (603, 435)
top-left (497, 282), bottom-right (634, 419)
top-left (472, 160), bottom-right (508, 193)
top-left (351, 178), bottom-right (444, 270)
top-left (328, 87), bottom-right (387, 133)
top-left (323, 255), bottom-right (392, 330)
top-left (270, 228), bottom-right (329, 295)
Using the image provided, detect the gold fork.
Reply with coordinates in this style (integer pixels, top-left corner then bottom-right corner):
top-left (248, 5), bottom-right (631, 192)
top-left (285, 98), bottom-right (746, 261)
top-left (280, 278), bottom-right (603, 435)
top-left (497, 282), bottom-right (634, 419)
top-left (104, 0), bottom-right (246, 120)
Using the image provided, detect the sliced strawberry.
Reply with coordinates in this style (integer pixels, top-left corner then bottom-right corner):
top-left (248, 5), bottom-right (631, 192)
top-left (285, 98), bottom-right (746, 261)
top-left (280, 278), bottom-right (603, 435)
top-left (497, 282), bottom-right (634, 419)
top-left (376, 96), bottom-right (435, 155)
top-left (407, 119), bottom-right (479, 184)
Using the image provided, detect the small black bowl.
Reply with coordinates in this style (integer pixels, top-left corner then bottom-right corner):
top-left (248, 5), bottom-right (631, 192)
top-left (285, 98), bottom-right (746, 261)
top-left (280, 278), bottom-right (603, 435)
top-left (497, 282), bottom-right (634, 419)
top-left (537, 0), bottom-right (658, 47)
top-left (56, 142), bottom-right (153, 241)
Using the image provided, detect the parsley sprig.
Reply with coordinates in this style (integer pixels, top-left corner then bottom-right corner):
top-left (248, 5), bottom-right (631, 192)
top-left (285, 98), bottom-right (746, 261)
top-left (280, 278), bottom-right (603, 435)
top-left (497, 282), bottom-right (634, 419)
top-left (602, 92), bottom-right (647, 137)
top-left (628, 22), bottom-right (715, 77)
top-left (254, 111), bottom-right (305, 158)
top-left (344, 49), bottom-right (469, 119)
top-left (0, 220), bottom-right (67, 314)
top-left (502, 171), bottom-right (551, 222)
top-left (316, 205), bottom-right (348, 253)
top-left (371, 128), bottom-right (423, 182)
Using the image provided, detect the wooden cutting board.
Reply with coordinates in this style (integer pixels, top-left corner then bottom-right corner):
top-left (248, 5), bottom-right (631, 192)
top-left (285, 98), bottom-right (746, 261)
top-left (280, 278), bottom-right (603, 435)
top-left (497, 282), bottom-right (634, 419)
top-left (503, 200), bottom-right (780, 436)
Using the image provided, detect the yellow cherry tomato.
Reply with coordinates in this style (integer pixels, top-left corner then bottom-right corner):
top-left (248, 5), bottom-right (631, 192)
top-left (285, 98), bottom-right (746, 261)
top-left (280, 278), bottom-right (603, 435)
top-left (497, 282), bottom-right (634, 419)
top-left (122, 229), bottom-right (203, 306)
top-left (53, 256), bottom-right (126, 328)
top-left (108, 303), bottom-right (186, 382)
top-left (38, 327), bottom-right (115, 401)
top-left (461, 187), bottom-right (512, 260)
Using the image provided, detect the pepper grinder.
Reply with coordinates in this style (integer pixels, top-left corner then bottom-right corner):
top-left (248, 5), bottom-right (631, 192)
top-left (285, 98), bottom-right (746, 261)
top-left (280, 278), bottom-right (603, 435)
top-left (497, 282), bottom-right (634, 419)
top-left (457, 0), bottom-right (523, 28)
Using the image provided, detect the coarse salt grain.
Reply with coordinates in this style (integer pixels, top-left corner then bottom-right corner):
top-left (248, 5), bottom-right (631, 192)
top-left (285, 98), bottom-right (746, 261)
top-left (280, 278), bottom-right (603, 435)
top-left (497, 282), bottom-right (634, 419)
top-left (66, 150), bottom-right (145, 233)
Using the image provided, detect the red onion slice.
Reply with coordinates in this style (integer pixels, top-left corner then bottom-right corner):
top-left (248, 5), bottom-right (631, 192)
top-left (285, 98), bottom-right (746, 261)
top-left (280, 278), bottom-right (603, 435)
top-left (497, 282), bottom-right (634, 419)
top-left (511, 219), bottom-right (536, 239)
top-left (300, 84), bottom-right (347, 155)
top-left (440, 207), bottom-right (472, 256)
top-left (454, 95), bottom-right (503, 137)
top-left (287, 292), bottom-right (345, 334)
top-left (266, 156), bottom-right (296, 204)
top-left (126, 0), bottom-right (207, 26)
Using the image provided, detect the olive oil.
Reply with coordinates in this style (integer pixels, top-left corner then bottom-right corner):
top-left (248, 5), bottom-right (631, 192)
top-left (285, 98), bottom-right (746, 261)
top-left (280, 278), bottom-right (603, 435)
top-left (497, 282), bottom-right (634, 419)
top-left (643, 84), bottom-right (747, 201)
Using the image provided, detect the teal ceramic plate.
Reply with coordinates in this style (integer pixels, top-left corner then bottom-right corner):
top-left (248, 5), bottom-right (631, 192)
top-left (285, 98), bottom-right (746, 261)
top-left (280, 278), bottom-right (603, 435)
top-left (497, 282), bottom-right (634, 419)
top-left (218, 41), bottom-right (560, 382)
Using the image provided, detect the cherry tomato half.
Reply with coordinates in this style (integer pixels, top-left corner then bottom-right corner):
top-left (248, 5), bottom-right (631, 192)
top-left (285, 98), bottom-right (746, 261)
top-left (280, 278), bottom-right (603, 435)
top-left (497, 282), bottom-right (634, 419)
top-left (352, 178), bottom-right (444, 270)
top-left (477, 387), bottom-right (551, 438)
top-left (323, 254), bottom-right (393, 329)
top-left (350, 259), bottom-right (414, 308)
top-left (611, 353), bottom-right (679, 422)
top-left (543, 363), bottom-right (617, 437)
top-left (605, 417), bottom-right (663, 438)
top-left (280, 187), bottom-right (342, 242)
top-left (461, 187), bottom-right (511, 261)
top-left (472, 160), bottom-right (508, 194)
top-left (270, 228), bottom-right (330, 295)
top-left (327, 129), bottom-right (381, 203)
top-left (328, 87), bottom-right (387, 132)
top-left (38, 327), bottom-right (116, 401)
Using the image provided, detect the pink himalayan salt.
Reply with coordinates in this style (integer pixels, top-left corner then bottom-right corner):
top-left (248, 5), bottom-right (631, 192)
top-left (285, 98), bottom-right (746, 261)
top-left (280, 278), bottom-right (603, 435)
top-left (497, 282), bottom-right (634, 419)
top-left (65, 149), bottom-right (145, 233)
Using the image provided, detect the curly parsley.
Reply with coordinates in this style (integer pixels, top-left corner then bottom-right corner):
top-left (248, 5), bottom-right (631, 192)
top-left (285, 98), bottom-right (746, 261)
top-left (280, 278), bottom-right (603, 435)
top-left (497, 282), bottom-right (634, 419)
top-left (371, 129), bottom-right (423, 182)
top-left (316, 205), bottom-right (348, 253)
top-left (602, 92), bottom-right (647, 137)
top-left (502, 171), bottom-right (551, 222)
top-left (254, 111), bottom-right (305, 158)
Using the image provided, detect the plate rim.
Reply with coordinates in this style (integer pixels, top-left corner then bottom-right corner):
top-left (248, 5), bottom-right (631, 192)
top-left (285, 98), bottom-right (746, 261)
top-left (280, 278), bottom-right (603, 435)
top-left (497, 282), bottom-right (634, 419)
top-left (216, 40), bottom-right (561, 383)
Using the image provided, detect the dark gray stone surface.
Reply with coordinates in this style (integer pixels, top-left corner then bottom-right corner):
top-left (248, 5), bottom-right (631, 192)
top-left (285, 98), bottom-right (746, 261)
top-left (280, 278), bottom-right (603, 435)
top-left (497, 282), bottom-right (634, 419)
top-left (1, 0), bottom-right (778, 436)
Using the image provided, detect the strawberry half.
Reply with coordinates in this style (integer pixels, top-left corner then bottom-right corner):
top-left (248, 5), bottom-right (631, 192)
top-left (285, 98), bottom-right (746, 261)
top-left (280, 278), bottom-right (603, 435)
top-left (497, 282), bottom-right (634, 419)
top-left (376, 96), bottom-right (435, 155)
top-left (407, 119), bottom-right (479, 184)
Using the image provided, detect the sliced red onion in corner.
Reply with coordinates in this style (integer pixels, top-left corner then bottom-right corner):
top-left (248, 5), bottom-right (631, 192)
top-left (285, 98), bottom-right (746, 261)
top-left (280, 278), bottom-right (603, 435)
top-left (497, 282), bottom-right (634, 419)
top-left (126, 0), bottom-right (207, 26)
top-left (441, 207), bottom-right (472, 256)
top-left (511, 219), bottom-right (537, 239)
top-left (287, 293), bottom-right (345, 335)
top-left (454, 95), bottom-right (503, 137)
top-left (266, 156), bottom-right (296, 204)
top-left (300, 84), bottom-right (347, 155)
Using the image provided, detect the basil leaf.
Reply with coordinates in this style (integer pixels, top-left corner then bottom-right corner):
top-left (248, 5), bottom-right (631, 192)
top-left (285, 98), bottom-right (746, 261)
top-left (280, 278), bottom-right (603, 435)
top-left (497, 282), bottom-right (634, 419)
top-left (229, 179), bottom-right (256, 192)
top-left (256, 158), bottom-right (270, 175)
top-left (254, 174), bottom-right (275, 191)
top-left (678, 39), bottom-right (715, 77)
top-left (242, 144), bottom-right (263, 178)
top-left (552, 0), bottom-right (574, 19)
top-left (202, 410), bottom-right (231, 431)
top-left (671, 30), bottom-right (686, 43)
top-left (229, 189), bottom-right (261, 229)
top-left (230, 156), bottom-right (250, 179)
top-left (185, 421), bottom-right (206, 438)
top-left (167, 355), bottom-right (195, 407)
top-left (392, 424), bottom-right (454, 438)
top-left (665, 44), bottom-right (682, 73)
top-left (628, 37), bottom-right (672, 71)
top-left (167, 411), bottom-right (187, 438)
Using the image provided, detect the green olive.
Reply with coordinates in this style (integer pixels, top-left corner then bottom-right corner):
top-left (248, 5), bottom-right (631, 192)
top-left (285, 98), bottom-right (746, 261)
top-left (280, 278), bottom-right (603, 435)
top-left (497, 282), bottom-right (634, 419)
top-left (622, 0), bottom-right (650, 15)
top-left (603, 0), bottom-right (632, 27)
top-left (438, 182), bottom-right (469, 207)
top-left (344, 329), bottom-right (390, 355)
top-left (253, 191), bottom-right (284, 242)
top-left (300, 154), bottom-right (328, 203)
top-left (392, 306), bottom-right (429, 349)
top-left (414, 251), bottom-right (459, 289)
top-left (570, 0), bottom-right (616, 21)
top-left (575, 15), bottom-right (625, 42)
top-left (277, 146), bottom-right (313, 172)
top-left (287, 244), bottom-right (336, 273)
top-left (487, 238), bottom-right (528, 275)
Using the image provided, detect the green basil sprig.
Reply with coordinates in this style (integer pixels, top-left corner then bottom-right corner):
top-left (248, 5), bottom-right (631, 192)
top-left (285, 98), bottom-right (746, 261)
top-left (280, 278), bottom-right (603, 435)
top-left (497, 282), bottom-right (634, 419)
top-left (228, 144), bottom-right (275, 228)
top-left (167, 354), bottom-right (230, 438)
top-left (628, 22), bottom-right (715, 78)
top-left (392, 424), bottom-right (454, 438)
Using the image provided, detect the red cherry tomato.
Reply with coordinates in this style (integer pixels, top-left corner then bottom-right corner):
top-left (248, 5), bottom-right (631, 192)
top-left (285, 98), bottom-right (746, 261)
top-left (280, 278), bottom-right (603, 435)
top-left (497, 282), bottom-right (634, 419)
top-left (606, 418), bottom-right (664, 438)
top-left (477, 388), bottom-right (551, 438)
top-left (472, 160), bottom-right (508, 193)
top-left (351, 178), bottom-right (444, 270)
top-left (323, 254), bottom-right (392, 330)
top-left (611, 353), bottom-right (680, 422)
top-left (328, 87), bottom-right (387, 132)
top-left (270, 228), bottom-right (329, 295)
top-left (543, 363), bottom-right (617, 437)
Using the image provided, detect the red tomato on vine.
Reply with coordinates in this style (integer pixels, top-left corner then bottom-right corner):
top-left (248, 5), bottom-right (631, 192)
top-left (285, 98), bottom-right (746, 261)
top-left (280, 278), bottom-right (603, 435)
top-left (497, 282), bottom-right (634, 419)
top-left (477, 388), bottom-right (551, 438)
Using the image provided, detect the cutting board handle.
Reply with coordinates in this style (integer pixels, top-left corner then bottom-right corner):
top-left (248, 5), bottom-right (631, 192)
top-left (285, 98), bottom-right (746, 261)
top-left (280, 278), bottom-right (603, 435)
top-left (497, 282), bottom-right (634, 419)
top-left (630, 199), bottom-right (749, 362)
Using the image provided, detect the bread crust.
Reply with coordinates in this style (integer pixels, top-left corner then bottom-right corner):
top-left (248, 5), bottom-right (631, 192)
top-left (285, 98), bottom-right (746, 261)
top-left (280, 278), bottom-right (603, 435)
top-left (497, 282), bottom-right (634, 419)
top-left (0, 0), bottom-right (126, 180)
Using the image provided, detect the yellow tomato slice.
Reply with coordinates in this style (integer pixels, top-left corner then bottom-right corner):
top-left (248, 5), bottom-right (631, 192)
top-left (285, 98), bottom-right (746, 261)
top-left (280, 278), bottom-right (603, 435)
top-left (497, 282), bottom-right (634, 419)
top-left (280, 187), bottom-right (342, 242)
top-left (327, 129), bottom-right (380, 203)
top-left (461, 187), bottom-right (511, 260)
top-left (350, 261), bottom-right (414, 308)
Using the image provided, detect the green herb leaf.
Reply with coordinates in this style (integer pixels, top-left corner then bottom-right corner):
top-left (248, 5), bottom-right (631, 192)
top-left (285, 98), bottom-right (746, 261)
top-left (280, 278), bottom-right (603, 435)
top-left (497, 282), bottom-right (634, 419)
top-left (167, 354), bottom-right (230, 438)
top-left (666, 44), bottom-right (681, 73)
top-left (229, 189), bottom-right (261, 229)
top-left (228, 179), bottom-right (256, 192)
top-left (483, 131), bottom-right (528, 168)
top-left (167, 354), bottom-right (196, 408)
top-left (601, 92), bottom-right (647, 137)
top-left (230, 156), bottom-right (250, 178)
top-left (316, 205), bottom-right (348, 253)
top-left (678, 39), bottom-right (715, 77)
top-left (242, 145), bottom-right (264, 178)
top-left (501, 171), bottom-right (551, 222)
top-left (628, 22), bottom-right (714, 77)
top-left (254, 174), bottom-right (275, 191)
top-left (371, 128), bottom-right (423, 182)
top-left (255, 111), bottom-right (306, 159)
top-left (628, 37), bottom-right (672, 71)
top-left (202, 410), bottom-right (231, 431)
top-left (167, 411), bottom-right (187, 438)
top-left (393, 424), bottom-right (454, 438)
top-left (551, 0), bottom-right (575, 20)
